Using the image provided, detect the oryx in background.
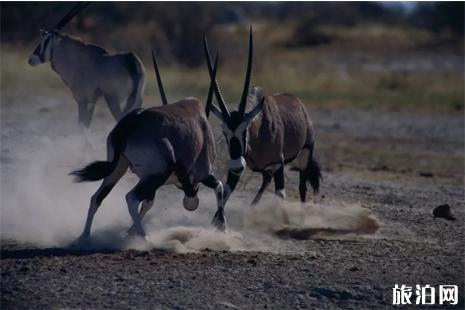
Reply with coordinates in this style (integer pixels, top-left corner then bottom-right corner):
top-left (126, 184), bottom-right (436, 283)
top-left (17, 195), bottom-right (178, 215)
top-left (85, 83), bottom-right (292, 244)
top-left (204, 28), bottom-right (322, 211)
top-left (70, 50), bottom-right (226, 241)
top-left (28, 2), bottom-right (145, 128)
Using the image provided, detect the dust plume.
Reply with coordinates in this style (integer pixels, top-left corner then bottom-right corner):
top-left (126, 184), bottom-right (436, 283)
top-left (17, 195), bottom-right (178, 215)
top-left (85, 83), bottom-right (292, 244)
top-left (1, 132), bottom-right (380, 253)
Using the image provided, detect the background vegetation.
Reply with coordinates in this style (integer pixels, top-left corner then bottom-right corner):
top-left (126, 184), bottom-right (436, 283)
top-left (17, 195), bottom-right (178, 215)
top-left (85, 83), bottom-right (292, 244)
top-left (1, 2), bottom-right (464, 113)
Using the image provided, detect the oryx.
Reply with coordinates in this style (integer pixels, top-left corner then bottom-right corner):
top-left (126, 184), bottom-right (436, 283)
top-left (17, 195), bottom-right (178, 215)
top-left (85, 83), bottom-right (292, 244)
top-left (28, 2), bottom-right (145, 128)
top-left (204, 28), bottom-right (322, 212)
top-left (70, 50), bottom-right (226, 240)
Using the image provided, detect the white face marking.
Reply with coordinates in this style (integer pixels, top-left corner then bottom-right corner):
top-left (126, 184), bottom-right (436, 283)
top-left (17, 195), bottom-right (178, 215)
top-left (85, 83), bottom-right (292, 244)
top-left (222, 121), bottom-right (249, 154)
top-left (228, 157), bottom-right (246, 172)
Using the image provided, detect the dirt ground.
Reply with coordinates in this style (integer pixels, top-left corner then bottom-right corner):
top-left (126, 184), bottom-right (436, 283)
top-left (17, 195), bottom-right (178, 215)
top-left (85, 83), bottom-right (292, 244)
top-left (1, 83), bottom-right (463, 309)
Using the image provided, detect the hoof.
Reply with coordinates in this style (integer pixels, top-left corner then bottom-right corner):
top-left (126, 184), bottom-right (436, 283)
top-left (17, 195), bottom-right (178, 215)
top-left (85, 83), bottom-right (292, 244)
top-left (212, 210), bottom-right (226, 232)
top-left (70, 234), bottom-right (91, 249)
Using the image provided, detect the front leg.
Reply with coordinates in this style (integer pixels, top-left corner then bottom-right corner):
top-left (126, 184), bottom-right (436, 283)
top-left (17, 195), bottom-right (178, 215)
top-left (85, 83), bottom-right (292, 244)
top-left (202, 175), bottom-right (225, 232)
top-left (77, 100), bottom-right (96, 128)
top-left (127, 199), bottom-right (154, 235)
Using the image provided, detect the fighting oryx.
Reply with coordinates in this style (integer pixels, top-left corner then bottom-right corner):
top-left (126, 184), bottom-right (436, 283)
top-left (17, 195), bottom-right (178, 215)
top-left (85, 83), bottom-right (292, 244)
top-left (204, 28), bottom-right (322, 210)
top-left (28, 2), bottom-right (145, 128)
top-left (70, 50), bottom-right (226, 241)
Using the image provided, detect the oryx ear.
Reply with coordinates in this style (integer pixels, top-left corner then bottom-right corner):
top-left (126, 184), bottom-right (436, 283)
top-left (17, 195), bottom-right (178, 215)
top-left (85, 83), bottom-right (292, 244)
top-left (40, 29), bottom-right (47, 37)
top-left (245, 96), bottom-right (264, 124)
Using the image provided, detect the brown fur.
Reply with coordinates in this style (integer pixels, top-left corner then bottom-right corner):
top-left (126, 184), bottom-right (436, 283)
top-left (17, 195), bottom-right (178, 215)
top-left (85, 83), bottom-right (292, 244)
top-left (246, 91), bottom-right (314, 171)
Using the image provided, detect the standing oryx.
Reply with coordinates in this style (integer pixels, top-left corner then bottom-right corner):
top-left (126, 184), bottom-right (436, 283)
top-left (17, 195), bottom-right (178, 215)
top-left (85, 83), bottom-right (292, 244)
top-left (204, 28), bottom-right (322, 209)
top-left (28, 2), bottom-right (145, 128)
top-left (70, 49), bottom-right (226, 241)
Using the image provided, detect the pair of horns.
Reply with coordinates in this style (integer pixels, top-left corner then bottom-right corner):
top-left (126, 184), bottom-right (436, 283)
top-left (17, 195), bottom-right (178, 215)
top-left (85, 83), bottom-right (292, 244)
top-left (204, 27), bottom-right (253, 120)
top-left (53, 2), bottom-right (90, 30)
top-left (151, 50), bottom-right (218, 113)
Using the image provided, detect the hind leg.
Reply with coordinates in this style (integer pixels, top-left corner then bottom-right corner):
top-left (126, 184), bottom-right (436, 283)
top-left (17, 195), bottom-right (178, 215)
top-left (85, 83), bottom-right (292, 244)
top-left (126, 199), bottom-right (154, 235)
top-left (104, 95), bottom-right (123, 121)
top-left (80, 157), bottom-right (129, 240)
top-left (202, 175), bottom-right (225, 231)
top-left (251, 170), bottom-right (274, 205)
top-left (126, 172), bottom-right (172, 238)
top-left (273, 163), bottom-right (286, 200)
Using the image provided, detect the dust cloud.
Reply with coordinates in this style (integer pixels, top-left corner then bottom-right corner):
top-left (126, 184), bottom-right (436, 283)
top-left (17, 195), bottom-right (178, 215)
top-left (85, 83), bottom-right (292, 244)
top-left (1, 133), bottom-right (380, 254)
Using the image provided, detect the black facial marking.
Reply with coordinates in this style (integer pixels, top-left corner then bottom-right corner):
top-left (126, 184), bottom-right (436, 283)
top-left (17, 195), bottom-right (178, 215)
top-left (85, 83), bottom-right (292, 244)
top-left (227, 111), bottom-right (244, 131)
top-left (229, 137), bottom-right (242, 159)
top-left (225, 111), bottom-right (248, 158)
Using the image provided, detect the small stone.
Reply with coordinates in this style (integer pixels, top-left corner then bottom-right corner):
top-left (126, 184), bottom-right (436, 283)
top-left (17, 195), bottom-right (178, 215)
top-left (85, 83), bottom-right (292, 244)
top-left (433, 204), bottom-right (455, 221)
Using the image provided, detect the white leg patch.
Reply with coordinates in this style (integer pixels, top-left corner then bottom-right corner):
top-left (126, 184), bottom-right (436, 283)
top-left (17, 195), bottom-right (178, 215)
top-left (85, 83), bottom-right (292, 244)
top-left (223, 184), bottom-right (232, 203)
top-left (275, 189), bottom-right (286, 199)
top-left (215, 182), bottom-right (224, 207)
top-left (229, 157), bottom-right (246, 173)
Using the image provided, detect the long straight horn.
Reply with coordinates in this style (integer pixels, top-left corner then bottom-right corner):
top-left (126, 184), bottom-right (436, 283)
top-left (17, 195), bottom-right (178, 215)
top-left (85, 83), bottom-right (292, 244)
top-left (203, 35), bottom-right (230, 119)
top-left (53, 2), bottom-right (90, 30)
top-left (206, 54), bottom-right (222, 118)
top-left (152, 50), bottom-right (168, 106)
top-left (238, 26), bottom-right (253, 116)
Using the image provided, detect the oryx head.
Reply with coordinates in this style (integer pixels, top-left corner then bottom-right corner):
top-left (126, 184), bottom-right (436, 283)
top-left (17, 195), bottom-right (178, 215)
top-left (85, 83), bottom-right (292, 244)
top-left (204, 27), bottom-right (264, 176)
top-left (28, 29), bottom-right (62, 66)
top-left (28, 2), bottom-right (89, 66)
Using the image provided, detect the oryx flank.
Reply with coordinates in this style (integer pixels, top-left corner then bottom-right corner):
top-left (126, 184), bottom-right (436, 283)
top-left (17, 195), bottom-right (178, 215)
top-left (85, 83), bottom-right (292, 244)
top-left (204, 28), bottom-right (322, 207)
top-left (70, 50), bottom-right (226, 241)
top-left (28, 2), bottom-right (145, 127)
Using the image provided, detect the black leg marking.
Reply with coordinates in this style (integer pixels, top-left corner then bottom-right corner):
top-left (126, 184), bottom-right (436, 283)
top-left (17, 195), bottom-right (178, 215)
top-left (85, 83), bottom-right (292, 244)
top-left (273, 164), bottom-right (285, 191)
top-left (202, 175), bottom-right (225, 232)
top-left (201, 175), bottom-right (220, 189)
top-left (299, 170), bottom-right (307, 203)
top-left (95, 184), bottom-right (115, 206)
top-left (134, 172), bottom-right (172, 201)
top-left (251, 170), bottom-right (273, 205)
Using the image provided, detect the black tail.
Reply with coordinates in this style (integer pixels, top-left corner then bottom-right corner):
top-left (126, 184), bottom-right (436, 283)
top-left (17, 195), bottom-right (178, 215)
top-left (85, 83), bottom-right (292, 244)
top-left (307, 156), bottom-right (322, 193)
top-left (70, 109), bottom-right (142, 182)
top-left (70, 161), bottom-right (115, 182)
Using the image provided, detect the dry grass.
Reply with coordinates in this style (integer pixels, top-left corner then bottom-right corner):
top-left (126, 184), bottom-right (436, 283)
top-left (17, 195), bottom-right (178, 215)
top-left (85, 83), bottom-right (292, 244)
top-left (2, 22), bottom-right (463, 115)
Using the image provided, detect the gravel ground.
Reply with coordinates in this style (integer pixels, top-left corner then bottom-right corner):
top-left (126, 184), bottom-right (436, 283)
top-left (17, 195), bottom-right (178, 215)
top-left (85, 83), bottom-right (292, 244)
top-left (1, 93), bottom-right (464, 309)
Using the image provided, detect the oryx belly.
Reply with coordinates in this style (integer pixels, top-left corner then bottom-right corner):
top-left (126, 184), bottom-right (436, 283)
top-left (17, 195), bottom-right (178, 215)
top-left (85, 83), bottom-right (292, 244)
top-left (124, 138), bottom-right (174, 179)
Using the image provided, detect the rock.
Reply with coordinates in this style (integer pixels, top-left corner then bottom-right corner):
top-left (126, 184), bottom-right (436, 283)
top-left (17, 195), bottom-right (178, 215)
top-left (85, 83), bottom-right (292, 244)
top-left (433, 204), bottom-right (455, 221)
top-left (419, 172), bottom-right (433, 177)
top-left (216, 301), bottom-right (239, 309)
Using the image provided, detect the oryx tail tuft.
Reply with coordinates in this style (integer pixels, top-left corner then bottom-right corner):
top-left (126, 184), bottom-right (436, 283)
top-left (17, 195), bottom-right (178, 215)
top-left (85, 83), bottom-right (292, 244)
top-left (70, 161), bottom-right (115, 182)
top-left (307, 156), bottom-right (322, 193)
